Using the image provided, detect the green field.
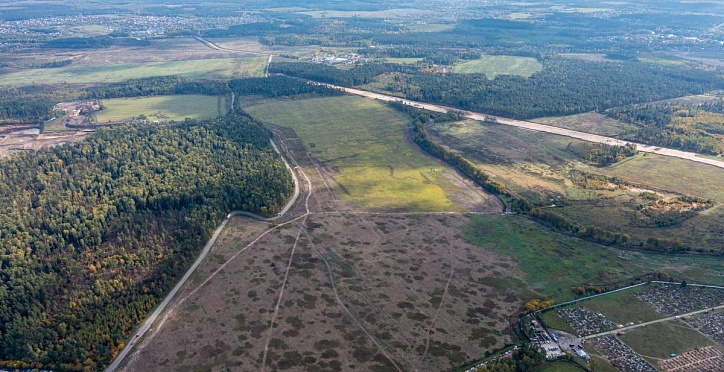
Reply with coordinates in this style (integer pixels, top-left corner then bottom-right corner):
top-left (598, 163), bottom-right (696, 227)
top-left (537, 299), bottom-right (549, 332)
top-left (431, 119), bottom-right (724, 251)
top-left (95, 95), bottom-right (224, 122)
top-left (602, 153), bottom-right (724, 252)
top-left (452, 55), bottom-right (542, 78)
top-left (539, 311), bottom-right (577, 334)
top-left (540, 287), bottom-right (663, 333)
top-left (464, 214), bottom-right (724, 301)
top-left (0, 57), bottom-right (266, 86)
top-left (619, 321), bottom-right (721, 361)
top-left (245, 96), bottom-right (477, 212)
top-left (572, 288), bottom-right (662, 325)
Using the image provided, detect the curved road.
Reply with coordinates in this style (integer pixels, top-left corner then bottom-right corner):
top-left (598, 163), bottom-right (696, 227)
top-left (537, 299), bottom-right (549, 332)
top-left (105, 139), bottom-right (299, 371)
top-left (324, 84), bottom-right (724, 170)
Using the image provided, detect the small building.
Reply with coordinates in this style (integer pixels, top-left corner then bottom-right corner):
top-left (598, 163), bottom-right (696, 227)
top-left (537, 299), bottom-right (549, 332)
top-left (575, 349), bottom-right (589, 361)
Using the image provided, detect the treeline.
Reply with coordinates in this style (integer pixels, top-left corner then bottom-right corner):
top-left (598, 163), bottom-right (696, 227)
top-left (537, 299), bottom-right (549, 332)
top-left (567, 142), bottom-right (638, 167)
top-left (272, 57), bottom-right (723, 119)
top-left (475, 343), bottom-right (545, 372)
top-left (358, 46), bottom-right (483, 65)
top-left (270, 61), bottom-right (408, 86)
top-left (0, 114), bottom-right (293, 370)
top-left (391, 102), bottom-right (645, 249)
top-left (40, 36), bottom-right (151, 50)
top-left (83, 76), bottom-right (231, 99)
top-left (228, 76), bottom-right (343, 98)
top-left (394, 101), bottom-right (507, 195)
top-left (0, 86), bottom-right (64, 124)
top-left (606, 101), bottom-right (724, 155)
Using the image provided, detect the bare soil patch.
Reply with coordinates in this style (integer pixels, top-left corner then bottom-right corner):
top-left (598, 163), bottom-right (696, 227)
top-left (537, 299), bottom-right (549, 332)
top-left (0, 132), bottom-right (90, 158)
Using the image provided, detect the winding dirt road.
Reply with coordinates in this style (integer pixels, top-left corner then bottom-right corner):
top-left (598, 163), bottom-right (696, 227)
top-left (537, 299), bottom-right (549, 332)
top-left (325, 85), bottom-right (724, 170)
top-left (105, 139), bottom-right (299, 372)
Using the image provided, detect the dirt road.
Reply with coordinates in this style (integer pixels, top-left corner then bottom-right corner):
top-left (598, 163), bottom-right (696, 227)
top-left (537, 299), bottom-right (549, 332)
top-left (327, 85), bottom-right (724, 170)
top-left (106, 139), bottom-right (299, 372)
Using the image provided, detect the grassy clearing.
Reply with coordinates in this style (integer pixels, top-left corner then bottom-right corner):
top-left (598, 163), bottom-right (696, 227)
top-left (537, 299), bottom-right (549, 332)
top-left (602, 153), bottom-right (724, 251)
top-left (464, 214), bottom-right (724, 301)
top-left (452, 55), bottom-right (542, 78)
top-left (618, 321), bottom-right (721, 360)
top-left (0, 57), bottom-right (266, 86)
top-left (95, 95), bottom-right (223, 122)
top-left (246, 96), bottom-right (483, 212)
top-left (566, 287), bottom-right (662, 326)
top-left (539, 311), bottom-right (576, 334)
top-left (43, 117), bottom-right (67, 132)
top-left (431, 119), bottom-right (724, 250)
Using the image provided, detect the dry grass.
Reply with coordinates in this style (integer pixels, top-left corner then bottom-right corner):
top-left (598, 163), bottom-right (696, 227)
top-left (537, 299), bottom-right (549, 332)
top-left (120, 213), bottom-right (528, 372)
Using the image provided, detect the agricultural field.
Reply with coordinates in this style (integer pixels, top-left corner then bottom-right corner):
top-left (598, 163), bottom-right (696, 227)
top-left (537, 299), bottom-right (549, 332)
top-left (120, 213), bottom-right (529, 372)
top-left (463, 214), bottom-right (724, 302)
top-left (95, 95), bottom-right (225, 122)
top-left (451, 55), bottom-right (542, 78)
top-left (430, 119), bottom-right (724, 250)
top-left (245, 96), bottom-right (500, 212)
top-left (0, 57), bottom-right (266, 86)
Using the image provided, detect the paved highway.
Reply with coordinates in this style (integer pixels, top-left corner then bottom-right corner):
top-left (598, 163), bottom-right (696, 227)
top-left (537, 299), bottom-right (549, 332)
top-left (325, 84), bottom-right (724, 170)
top-left (105, 139), bottom-right (299, 371)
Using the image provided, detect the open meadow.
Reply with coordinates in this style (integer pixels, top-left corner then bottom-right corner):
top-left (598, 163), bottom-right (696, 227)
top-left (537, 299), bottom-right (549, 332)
top-left (0, 57), bottom-right (267, 86)
top-left (430, 119), bottom-right (724, 251)
top-left (451, 55), bottom-right (542, 78)
top-left (245, 96), bottom-right (500, 212)
top-left (95, 95), bottom-right (225, 122)
top-left (463, 214), bottom-right (723, 302)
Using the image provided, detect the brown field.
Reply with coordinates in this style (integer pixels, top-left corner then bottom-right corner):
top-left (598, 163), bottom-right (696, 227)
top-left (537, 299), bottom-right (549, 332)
top-left (113, 94), bottom-right (724, 372)
top-left (117, 102), bottom-right (526, 372)
top-left (120, 213), bottom-right (527, 372)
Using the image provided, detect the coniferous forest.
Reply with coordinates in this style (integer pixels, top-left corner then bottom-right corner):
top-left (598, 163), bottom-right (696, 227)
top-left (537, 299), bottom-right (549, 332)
top-left (0, 114), bottom-right (293, 370)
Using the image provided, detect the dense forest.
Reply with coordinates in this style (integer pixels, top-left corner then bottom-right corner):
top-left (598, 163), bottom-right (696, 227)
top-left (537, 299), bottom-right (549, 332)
top-left (0, 86), bottom-right (64, 124)
top-left (0, 114), bottom-right (293, 370)
top-left (474, 343), bottom-right (545, 372)
top-left (605, 100), bottom-right (724, 155)
top-left (270, 58), bottom-right (724, 119)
